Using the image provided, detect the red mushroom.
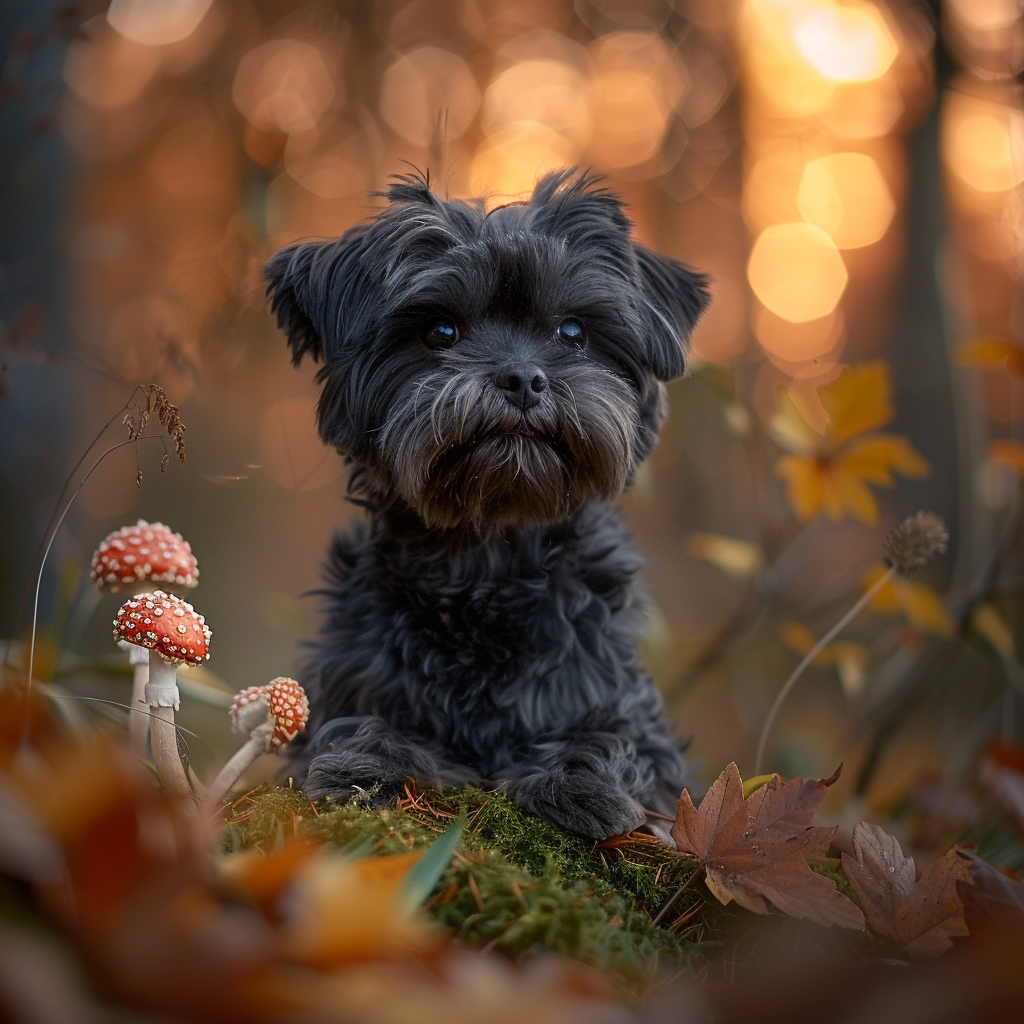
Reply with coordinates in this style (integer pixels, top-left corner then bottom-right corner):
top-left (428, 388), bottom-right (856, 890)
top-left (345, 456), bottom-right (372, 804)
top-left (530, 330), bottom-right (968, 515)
top-left (92, 519), bottom-right (198, 591)
top-left (93, 520), bottom-right (199, 758)
top-left (114, 590), bottom-right (211, 809)
top-left (206, 678), bottom-right (308, 809)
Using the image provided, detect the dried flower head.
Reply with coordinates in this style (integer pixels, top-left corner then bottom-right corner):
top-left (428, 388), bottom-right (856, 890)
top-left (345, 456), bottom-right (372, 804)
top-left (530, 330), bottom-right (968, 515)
top-left (883, 512), bottom-right (948, 573)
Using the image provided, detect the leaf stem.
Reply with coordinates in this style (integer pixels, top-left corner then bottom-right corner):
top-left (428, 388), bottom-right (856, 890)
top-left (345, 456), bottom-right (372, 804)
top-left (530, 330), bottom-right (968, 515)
top-left (755, 564), bottom-right (897, 775)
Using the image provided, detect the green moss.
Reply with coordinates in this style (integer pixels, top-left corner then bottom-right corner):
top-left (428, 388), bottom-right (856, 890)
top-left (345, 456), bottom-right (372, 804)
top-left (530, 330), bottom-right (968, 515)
top-left (221, 783), bottom-right (709, 988)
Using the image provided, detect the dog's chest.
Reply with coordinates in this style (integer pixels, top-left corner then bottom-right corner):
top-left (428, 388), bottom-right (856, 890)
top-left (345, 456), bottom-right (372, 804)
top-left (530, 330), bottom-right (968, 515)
top-left (325, 505), bottom-right (646, 764)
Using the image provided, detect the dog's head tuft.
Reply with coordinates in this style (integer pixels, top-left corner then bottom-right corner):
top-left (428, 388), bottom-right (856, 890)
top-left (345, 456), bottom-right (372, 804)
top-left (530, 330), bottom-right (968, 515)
top-left (265, 169), bottom-right (710, 532)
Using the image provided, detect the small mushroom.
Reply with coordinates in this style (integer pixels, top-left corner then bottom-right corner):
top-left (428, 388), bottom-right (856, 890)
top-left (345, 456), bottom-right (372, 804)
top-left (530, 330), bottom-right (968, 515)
top-left (93, 520), bottom-right (198, 758)
top-left (113, 590), bottom-right (211, 810)
top-left (206, 678), bottom-right (308, 810)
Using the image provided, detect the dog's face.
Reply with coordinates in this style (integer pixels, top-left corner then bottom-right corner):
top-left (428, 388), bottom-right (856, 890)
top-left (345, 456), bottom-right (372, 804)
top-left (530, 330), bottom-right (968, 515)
top-left (265, 170), bottom-right (710, 532)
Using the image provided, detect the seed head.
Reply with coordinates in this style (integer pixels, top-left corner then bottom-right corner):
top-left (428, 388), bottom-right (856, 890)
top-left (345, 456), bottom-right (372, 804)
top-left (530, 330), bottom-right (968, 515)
top-left (883, 512), bottom-right (948, 573)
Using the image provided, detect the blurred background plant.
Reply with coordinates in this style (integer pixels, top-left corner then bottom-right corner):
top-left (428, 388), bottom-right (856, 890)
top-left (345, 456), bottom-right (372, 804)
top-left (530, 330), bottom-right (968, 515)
top-left (1, 0), bottom-right (1024, 945)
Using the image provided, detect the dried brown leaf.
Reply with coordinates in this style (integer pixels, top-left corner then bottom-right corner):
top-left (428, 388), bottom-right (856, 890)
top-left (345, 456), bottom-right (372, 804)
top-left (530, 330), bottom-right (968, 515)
top-left (956, 850), bottom-right (1024, 935)
top-left (671, 763), bottom-right (863, 930)
top-left (841, 822), bottom-right (970, 957)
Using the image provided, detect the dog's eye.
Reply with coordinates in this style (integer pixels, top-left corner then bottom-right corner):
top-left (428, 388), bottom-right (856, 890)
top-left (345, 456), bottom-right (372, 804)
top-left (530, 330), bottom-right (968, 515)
top-left (422, 319), bottom-right (459, 349)
top-left (556, 319), bottom-right (585, 344)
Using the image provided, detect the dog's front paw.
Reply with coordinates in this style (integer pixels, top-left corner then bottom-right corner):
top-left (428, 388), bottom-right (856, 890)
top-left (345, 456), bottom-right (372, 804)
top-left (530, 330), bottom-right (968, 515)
top-left (507, 769), bottom-right (646, 840)
top-left (304, 750), bottom-right (412, 807)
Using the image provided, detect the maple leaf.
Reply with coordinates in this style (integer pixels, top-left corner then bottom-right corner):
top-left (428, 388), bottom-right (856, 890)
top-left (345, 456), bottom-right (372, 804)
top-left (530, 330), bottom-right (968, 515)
top-left (771, 362), bottom-right (929, 526)
top-left (841, 822), bottom-right (971, 957)
top-left (671, 763), bottom-right (864, 930)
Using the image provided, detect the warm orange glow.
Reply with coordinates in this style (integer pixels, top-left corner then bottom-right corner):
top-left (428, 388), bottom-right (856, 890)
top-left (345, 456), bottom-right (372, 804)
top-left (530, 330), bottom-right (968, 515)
top-left (380, 47), bottom-right (481, 147)
top-left (755, 304), bottom-right (845, 362)
top-left (259, 397), bottom-right (341, 491)
top-left (482, 60), bottom-right (590, 147)
top-left (748, 223), bottom-right (849, 322)
top-left (942, 91), bottom-right (1024, 193)
top-left (232, 40), bottom-right (337, 134)
top-left (792, 1), bottom-right (898, 83)
top-left (814, 78), bottom-right (905, 138)
top-left (797, 152), bottom-right (895, 248)
top-left (742, 140), bottom-right (821, 232)
top-left (149, 119), bottom-right (236, 201)
top-left (285, 120), bottom-right (371, 199)
top-left (107, 0), bottom-right (213, 46)
top-left (64, 18), bottom-right (162, 108)
top-left (587, 31), bottom-right (686, 170)
top-left (470, 123), bottom-right (576, 200)
top-left (738, 1), bottom-right (836, 117)
top-left (947, 0), bottom-right (1022, 32)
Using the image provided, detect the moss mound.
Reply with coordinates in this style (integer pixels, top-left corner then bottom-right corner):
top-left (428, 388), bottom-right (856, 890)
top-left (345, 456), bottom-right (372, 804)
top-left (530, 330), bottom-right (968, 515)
top-left (222, 783), bottom-right (710, 988)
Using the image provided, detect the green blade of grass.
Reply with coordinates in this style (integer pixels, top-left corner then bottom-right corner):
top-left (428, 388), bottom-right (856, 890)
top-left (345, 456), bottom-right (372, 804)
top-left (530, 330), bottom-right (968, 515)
top-left (400, 814), bottom-right (465, 912)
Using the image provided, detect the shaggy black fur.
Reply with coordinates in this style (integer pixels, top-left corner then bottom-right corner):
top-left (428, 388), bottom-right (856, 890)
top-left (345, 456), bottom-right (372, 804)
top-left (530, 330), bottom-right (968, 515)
top-left (265, 169), bottom-right (710, 839)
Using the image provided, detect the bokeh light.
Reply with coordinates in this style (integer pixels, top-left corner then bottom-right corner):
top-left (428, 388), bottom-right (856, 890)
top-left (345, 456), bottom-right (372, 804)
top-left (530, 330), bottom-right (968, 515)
top-left (793, 1), bottom-right (898, 83)
top-left (942, 89), bottom-right (1024, 193)
top-left (232, 40), bottom-right (338, 134)
top-left (380, 47), bottom-right (481, 147)
top-left (747, 223), bottom-right (849, 323)
top-left (797, 152), bottom-right (895, 248)
top-left (106, 0), bottom-right (214, 46)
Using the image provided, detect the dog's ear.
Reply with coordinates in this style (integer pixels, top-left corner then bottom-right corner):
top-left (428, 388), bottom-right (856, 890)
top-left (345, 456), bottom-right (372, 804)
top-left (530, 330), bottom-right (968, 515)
top-left (265, 241), bottom-right (329, 365)
top-left (634, 245), bottom-right (711, 382)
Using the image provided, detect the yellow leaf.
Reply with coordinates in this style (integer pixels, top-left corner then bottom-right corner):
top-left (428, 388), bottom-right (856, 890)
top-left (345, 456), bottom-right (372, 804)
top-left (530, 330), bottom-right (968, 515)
top-left (686, 533), bottom-right (765, 579)
top-left (895, 579), bottom-right (955, 637)
top-left (768, 386), bottom-right (822, 455)
top-left (989, 440), bottom-right (1024, 476)
top-left (956, 336), bottom-right (1024, 376)
top-left (781, 621), bottom-right (816, 657)
top-left (819, 362), bottom-right (894, 448)
top-left (820, 466), bottom-right (880, 525)
top-left (832, 643), bottom-right (869, 697)
top-left (864, 564), bottom-right (953, 636)
top-left (840, 434), bottom-right (930, 483)
top-left (777, 455), bottom-right (826, 521)
top-left (972, 604), bottom-right (1015, 658)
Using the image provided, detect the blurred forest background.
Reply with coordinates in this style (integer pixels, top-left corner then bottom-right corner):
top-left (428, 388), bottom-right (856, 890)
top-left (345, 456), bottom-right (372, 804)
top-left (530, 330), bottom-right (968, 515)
top-left (1, 0), bottom-right (1022, 814)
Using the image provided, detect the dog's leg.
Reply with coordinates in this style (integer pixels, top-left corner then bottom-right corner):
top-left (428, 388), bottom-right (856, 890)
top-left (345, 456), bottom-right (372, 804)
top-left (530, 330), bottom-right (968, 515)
top-left (302, 716), bottom-right (447, 807)
top-left (503, 726), bottom-right (652, 840)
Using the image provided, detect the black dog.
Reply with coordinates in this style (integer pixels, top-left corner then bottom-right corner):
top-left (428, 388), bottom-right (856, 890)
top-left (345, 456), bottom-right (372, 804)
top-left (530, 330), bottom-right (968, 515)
top-left (265, 169), bottom-right (709, 839)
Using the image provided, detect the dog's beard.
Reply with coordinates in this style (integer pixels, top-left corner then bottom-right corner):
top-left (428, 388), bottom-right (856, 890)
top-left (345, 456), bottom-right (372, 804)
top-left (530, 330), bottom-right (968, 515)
top-left (378, 366), bottom-right (639, 530)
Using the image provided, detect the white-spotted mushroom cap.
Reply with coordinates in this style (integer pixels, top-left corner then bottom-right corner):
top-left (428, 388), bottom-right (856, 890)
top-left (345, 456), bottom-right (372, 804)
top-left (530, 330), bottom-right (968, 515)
top-left (230, 685), bottom-right (271, 737)
top-left (266, 677), bottom-right (309, 748)
top-left (92, 520), bottom-right (198, 591)
top-left (113, 590), bottom-right (211, 666)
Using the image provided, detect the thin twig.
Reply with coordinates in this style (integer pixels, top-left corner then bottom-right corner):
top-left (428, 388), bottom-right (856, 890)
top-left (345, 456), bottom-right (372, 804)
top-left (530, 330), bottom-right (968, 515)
top-left (652, 863), bottom-right (705, 927)
top-left (22, 437), bottom-right (168, 718)
top-left (755, 565), bottom-right (896, 774)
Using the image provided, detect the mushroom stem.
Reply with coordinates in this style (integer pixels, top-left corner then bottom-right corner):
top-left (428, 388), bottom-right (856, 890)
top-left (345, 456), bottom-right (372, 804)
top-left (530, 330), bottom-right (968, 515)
top-left (206, 718), bottom-right (275, 811)
top-left (119, 640), bottom-right (150, 759)
top-left (145, 652), bottom-right (195, 812)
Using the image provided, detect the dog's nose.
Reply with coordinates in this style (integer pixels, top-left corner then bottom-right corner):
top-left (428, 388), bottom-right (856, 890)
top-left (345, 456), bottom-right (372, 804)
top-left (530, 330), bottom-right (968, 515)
top-left (494, 362), bottom-right (548, 409)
